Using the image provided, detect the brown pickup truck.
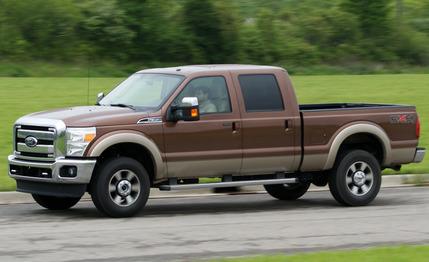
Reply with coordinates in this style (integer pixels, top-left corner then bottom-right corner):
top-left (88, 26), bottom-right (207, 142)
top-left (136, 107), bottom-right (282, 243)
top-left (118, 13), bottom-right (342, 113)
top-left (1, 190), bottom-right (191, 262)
top-left (8, 65), bottom-right (425, 217)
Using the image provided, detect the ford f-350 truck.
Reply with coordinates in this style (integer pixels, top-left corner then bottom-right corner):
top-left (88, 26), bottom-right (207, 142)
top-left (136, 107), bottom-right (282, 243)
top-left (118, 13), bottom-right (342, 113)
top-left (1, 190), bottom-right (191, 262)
top-left (8, 65), bottom-right (425, 217)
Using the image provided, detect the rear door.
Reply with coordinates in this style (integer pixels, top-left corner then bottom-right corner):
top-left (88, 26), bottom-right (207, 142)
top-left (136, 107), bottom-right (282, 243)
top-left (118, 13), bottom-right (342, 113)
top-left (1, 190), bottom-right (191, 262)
top-left (231, 70), bottom-right (300, 175)
top-left (162, 73), bottom-right (242, 178)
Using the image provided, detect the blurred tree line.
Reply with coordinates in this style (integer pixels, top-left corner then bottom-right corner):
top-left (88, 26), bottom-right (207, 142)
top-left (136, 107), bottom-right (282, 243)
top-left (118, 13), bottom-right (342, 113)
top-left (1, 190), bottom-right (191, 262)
top-left (1, 0), bottom-right (429, 72)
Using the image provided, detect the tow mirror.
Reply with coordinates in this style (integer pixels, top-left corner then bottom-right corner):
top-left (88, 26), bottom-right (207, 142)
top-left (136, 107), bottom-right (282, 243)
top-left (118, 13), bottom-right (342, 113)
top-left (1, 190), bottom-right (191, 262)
top-left (167, 97), bottom-right (200, 122)
top-left (96, 92), bottom-right (105, 104)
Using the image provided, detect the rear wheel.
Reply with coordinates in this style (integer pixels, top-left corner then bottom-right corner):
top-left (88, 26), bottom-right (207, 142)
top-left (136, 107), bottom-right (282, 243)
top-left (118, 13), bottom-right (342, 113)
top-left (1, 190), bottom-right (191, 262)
top-left (90, 157), bottom-right (150, 218)
top-left (32, 194), bottom-right (81, 210)
top-left (264, 183), bottom-right (310, 200)
top-left (329, 149), bottom-right (381, 206)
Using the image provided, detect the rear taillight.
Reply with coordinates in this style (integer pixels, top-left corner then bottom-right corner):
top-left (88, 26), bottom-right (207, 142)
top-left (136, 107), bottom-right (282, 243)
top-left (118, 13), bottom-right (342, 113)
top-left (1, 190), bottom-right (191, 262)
top-left (416, 115), bottom-right (421, 138)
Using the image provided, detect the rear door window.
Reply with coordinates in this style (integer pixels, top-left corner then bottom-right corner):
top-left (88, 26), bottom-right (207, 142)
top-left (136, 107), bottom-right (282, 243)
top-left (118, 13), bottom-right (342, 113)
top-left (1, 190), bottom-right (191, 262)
top-left (238, 74), bottom-right (284, 112)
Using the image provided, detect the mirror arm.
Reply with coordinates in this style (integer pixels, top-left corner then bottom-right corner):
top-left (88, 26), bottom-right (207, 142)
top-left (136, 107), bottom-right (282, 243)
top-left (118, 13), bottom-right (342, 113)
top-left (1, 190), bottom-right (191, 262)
top-left (166, 106), bottom-right (178, 122)
top-left (96, 92), bottom-right (105, 105)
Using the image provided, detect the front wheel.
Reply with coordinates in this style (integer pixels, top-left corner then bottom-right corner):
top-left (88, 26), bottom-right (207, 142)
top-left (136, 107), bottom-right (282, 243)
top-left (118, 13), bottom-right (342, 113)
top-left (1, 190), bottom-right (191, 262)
top-left (329, 150), bottom-right (381, 206)
top-left (90, 157), bottom-right (150, 218)
top-left (264, 183), bottom-right (310, 200)
top-left (32, 194), bottom-right (81, 210)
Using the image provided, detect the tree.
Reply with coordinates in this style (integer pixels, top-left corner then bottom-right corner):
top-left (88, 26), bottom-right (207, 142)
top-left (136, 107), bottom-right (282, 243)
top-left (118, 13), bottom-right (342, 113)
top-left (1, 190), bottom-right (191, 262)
top-left (341, 0), bottom-right (392, 38)
top-left (0, 0), bottom-right (82, 60)
top-left (117, 0), bottom-right (196, 64)
top-left (341, 0), bottom-right (397, 61)
top-left (75, 0), bottom-right (135, 60)
top-left (183, 0), bottom-right (240, 63)
top-left (291, 7), bottom-right (361, 63)
top-left (0, 7), bottom-right (28, 59)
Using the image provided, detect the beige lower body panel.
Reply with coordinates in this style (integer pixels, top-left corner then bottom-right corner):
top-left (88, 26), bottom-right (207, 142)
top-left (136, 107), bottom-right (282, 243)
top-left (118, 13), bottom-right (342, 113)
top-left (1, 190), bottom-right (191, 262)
top-left (167, 158), bottom-right (241, 178)
top-left (240, 155), bottom-right (296, 175)
top-left (390, 147), bottom-right (415, 165)
top-left (301, 148), bottom-right (416, 172)
top-left (300, 154), bottom-right (328, 172)
top-left (168, 155), bottom-right (297, 178)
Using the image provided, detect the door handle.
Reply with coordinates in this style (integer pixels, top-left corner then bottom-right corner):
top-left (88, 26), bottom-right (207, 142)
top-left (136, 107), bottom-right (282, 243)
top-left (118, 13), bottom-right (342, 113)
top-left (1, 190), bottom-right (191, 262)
top-left (223, 122), bottom-right (239, 134)
top-left (285, 119), bottom-right (291, 132)
top-left (232, 122), bottom-right (238, 134)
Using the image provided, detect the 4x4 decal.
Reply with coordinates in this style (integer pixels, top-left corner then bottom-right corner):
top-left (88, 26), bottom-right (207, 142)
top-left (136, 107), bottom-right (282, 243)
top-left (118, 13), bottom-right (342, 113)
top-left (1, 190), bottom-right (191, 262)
top-left (389, 114), bottom-right (416, 124)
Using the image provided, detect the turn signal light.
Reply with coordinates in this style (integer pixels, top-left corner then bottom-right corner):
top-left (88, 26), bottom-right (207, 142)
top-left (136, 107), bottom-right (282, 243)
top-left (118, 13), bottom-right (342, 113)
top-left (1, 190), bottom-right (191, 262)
top-left (84, 133), bottom-right (96, 142)
top-left (191, 108), bottom-right (199, 117)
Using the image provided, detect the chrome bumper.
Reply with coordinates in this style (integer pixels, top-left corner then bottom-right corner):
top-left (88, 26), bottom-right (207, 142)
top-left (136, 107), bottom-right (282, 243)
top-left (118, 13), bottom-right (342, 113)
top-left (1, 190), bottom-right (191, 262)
top-left (8, 155), bottom-right (96, 184)
top-left (413, 148), bottom-right (426, 163)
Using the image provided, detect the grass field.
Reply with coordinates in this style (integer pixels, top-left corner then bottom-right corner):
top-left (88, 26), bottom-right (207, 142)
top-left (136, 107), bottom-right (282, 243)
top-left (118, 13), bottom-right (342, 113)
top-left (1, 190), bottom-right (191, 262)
top-left (0, 74), bottom-right (428, 191)
top-left (211, 245), bottom-right (429, 262)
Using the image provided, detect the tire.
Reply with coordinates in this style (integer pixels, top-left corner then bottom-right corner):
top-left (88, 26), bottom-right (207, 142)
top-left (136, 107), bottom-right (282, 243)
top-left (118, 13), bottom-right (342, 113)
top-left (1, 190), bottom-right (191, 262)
top-left (329, 149), bottom-right (381, 206)
top-left (264, 183), bottom-right (310, 200)
top-left (32, 194), bottom-right (81, 210)
top-left (90, 157), bottom-right (150, 218)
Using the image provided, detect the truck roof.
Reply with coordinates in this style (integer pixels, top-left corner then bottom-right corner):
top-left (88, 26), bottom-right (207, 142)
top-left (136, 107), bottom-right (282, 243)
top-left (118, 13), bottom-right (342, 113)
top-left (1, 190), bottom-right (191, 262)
top-left (137, 64), bottom-right (286, 76)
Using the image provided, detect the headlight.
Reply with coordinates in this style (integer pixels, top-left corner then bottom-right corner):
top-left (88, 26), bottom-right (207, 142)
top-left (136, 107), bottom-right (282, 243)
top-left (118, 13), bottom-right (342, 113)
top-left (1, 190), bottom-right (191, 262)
top-left (65, 127), bottom-right (96, 156)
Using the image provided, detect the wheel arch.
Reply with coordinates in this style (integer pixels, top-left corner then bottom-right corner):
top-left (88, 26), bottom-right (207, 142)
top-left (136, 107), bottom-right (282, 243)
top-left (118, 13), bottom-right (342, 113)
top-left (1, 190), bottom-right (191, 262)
top-left (87, 131), bottom-right (166, 181)
top-left (323, 123), bottom-right (391, 170)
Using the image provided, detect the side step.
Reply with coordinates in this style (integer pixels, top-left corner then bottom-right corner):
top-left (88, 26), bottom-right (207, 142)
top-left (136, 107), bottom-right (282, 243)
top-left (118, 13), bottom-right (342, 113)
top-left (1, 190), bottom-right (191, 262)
top-left (159, 178), bottom-right (298, 191)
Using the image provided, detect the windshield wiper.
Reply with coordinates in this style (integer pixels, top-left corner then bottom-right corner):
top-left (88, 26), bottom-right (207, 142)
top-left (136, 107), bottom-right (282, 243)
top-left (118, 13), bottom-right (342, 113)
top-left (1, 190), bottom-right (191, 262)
top-left (109, 103), bottom-right (135, 110)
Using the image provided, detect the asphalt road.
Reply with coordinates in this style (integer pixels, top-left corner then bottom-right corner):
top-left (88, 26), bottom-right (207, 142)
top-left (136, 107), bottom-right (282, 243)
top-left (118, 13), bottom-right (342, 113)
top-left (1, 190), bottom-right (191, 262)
top-left (0, 187), bottom-right (428, 262)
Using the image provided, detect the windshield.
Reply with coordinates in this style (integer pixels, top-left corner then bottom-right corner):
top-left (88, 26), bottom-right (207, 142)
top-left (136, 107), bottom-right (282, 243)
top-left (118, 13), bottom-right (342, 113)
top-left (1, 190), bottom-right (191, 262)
top-left (100, 73), bottom-right (185, 110)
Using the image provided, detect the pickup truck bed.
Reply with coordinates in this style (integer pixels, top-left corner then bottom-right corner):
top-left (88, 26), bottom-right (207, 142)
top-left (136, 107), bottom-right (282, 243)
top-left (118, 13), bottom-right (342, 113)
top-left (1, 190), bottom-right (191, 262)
top-left (299, 103), bottom-right (419, 172)
top-left (299, 103), bottom-right (409, 111)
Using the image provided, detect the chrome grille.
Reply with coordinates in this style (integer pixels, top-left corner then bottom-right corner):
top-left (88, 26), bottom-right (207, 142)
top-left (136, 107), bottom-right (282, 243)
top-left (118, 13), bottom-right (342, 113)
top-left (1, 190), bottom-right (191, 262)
top-left (15, 125), bottom-right (56, 162)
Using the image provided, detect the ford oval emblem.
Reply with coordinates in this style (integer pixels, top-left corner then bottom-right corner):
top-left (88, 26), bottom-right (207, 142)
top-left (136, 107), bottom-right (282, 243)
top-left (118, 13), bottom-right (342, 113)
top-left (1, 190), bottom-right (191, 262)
top-left (24, 136), bottom-right (38, 147)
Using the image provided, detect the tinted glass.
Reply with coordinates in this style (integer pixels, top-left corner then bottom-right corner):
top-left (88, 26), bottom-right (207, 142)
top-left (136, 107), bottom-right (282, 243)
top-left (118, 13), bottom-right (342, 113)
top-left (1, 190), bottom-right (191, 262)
top-left (238, 74), bottom-right (284, 112)
top-left (101, 73), bottom-right (184, 110)
top-left (175, 76), bottom-right (231, 114)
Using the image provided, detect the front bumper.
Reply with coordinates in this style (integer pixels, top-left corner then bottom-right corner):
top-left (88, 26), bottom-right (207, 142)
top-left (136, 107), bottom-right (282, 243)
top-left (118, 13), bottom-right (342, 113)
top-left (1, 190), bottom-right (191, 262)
top-left (8, 155), bottom-right (96, 184)
top-left (413, 147), bottom-right (426, 163)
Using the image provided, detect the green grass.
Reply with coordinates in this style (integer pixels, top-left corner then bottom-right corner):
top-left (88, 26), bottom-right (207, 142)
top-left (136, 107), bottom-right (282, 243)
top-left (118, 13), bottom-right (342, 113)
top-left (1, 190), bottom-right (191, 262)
top-left (0, 74), bottom-right (428, 190)
top-left (211, 245), bottom-right (429, 262)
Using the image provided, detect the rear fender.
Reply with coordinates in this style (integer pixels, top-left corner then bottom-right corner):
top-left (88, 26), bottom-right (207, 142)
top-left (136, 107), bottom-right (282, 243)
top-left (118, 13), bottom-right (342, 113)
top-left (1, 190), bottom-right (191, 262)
top-left (323, 123), bottom-right (391, 170)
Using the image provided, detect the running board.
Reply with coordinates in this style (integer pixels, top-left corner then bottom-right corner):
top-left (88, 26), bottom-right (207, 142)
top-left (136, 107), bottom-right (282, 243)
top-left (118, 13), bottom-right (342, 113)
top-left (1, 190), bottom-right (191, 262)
top-left (158, 178), bottom-right (298, 191)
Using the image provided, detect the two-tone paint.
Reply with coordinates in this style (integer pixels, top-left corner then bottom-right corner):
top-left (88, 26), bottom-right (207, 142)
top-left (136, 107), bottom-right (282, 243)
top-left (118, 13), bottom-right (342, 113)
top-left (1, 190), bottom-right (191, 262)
top-left (8, 65), bottom-right (425, 190)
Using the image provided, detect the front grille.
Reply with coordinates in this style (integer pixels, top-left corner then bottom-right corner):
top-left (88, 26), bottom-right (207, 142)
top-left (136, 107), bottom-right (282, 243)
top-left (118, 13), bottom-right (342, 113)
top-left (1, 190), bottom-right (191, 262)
top-left (15, 126), bottom-right (56, 162)
top-left (20, 125), bottom-right (51, 131)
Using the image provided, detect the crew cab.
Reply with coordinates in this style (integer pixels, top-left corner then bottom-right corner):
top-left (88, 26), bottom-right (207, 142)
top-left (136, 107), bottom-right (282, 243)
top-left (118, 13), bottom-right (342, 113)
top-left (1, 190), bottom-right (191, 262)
top-left (8, 65), bottom-right (425, 217)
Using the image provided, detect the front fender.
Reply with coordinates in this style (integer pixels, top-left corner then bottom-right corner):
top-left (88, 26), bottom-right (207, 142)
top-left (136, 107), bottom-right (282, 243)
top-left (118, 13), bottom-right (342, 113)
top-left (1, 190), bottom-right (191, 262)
top-left (87, 130), bottom-right (166, 179)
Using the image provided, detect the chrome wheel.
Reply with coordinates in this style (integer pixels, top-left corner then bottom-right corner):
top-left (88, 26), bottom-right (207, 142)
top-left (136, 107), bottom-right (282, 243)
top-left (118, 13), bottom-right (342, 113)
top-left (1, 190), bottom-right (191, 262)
top-left (109, 169), bottom-right (141, 207)
top-left (346, 161), bottom-right (374, 196)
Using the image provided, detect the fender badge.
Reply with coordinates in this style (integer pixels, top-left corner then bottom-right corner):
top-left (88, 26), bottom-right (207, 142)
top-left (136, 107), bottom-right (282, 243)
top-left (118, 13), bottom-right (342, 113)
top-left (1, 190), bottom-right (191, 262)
top-left (137, 117), bottom-right (163, 124)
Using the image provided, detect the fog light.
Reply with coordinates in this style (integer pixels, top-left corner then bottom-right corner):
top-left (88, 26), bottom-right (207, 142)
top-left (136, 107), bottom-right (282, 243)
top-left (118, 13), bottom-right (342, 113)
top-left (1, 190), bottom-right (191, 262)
top-left (60, 166), bottom-right (77, 178)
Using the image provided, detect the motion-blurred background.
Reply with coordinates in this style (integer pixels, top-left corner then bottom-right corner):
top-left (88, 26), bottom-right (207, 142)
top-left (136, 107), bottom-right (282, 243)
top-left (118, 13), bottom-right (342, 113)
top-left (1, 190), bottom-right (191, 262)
top-left (0, 0), bottom-right (428, 190)
top-left (1, 0), bottom-right (429, 76)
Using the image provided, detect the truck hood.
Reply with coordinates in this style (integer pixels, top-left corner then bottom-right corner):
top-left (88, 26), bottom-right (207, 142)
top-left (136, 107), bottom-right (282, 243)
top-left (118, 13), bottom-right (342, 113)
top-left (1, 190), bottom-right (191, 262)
top-left (22, 106), bottom-right (150, 127)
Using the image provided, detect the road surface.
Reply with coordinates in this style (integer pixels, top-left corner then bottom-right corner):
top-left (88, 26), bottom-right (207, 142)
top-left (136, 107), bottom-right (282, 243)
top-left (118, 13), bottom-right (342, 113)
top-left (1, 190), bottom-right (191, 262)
top-left (0, 187), bottom-right (428, 261)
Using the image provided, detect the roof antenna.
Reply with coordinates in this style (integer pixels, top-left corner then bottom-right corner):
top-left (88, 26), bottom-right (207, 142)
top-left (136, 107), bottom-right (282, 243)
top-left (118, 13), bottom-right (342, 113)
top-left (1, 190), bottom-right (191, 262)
top-left (86, 53), bottom-right (90, 105)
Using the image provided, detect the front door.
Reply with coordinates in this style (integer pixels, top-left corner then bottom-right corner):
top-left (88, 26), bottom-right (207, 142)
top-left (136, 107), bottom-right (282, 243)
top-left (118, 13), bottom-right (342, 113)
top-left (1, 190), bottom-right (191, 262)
top-left (163, 74), bottom-right (242, 178)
